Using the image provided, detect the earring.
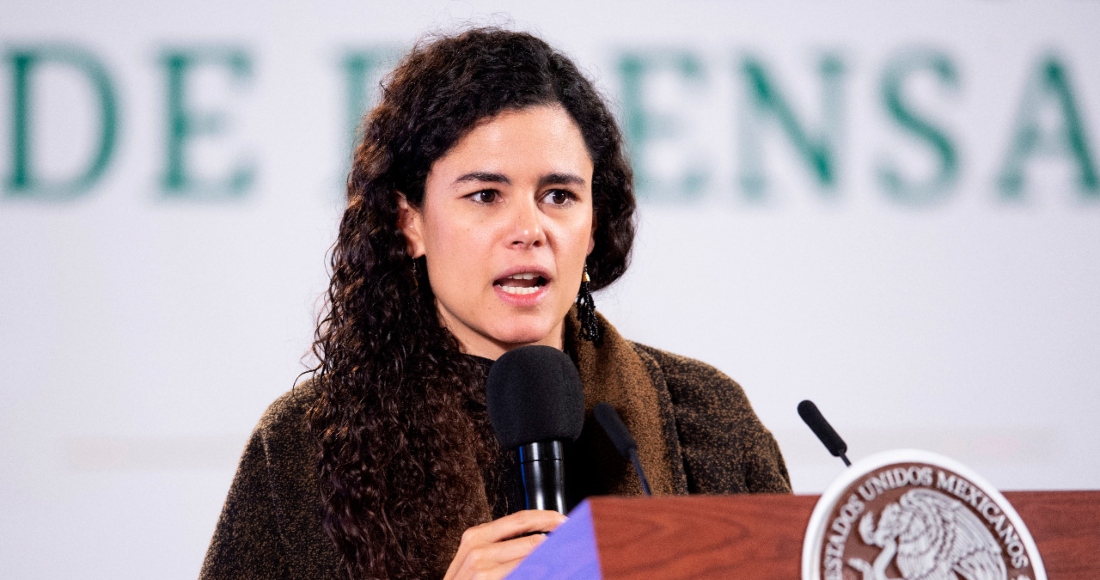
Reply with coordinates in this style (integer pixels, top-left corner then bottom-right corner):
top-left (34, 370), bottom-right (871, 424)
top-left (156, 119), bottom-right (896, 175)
top-left (577, 265), bottom-right (601, 343)
top-left (410, 258), bottom-right (420, 288)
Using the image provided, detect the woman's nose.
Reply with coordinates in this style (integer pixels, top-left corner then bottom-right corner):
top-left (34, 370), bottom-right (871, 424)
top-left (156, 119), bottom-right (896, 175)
top-left (507, 196), bottom-right (545, 248)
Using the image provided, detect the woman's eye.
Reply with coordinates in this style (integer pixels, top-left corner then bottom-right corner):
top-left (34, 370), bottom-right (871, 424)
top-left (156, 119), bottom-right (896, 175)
top-left (544, 190), bottom-right (575, 206)
top-left (468, 190), bottom-right (499, 204)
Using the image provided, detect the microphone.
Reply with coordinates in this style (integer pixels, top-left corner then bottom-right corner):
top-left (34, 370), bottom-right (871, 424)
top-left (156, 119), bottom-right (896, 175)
top-left (797, 400), bottom-right (851, 467)
top-left (593, 403), bottom-right (652, 496)
top-left (486, 345), bottom-right (585, 514)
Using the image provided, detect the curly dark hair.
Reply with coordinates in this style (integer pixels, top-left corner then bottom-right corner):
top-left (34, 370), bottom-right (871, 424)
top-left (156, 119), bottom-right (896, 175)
top-left (307, 28), bottom-right (636, 579)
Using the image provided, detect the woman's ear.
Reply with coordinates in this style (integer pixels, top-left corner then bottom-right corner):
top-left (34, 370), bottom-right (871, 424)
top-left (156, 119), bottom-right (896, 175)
top-left (396, 193), bottom-right (426, 258)
top-left (587, 214), bottom-right (597, 255)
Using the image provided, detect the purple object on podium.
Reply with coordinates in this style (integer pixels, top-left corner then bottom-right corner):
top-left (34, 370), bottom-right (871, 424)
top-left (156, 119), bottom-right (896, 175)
top-left (507, 500), bottom-right (601, 579)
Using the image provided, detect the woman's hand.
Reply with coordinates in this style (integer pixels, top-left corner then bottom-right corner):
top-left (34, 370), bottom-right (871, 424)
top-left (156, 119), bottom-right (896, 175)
top-left (443, 509), bottom-right (567, 580)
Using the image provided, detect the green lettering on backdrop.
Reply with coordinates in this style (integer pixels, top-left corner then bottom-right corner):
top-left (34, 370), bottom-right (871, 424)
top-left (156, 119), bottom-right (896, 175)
top-left (877, 50), bottom-right (960, 205)
top-left (5, 46), bottom-right (117, 200)
top-left (738, 55), bottom-right (845, 199)
top-left (160, 48), bottom-right (254, 198)
top-left (341, 48), bottom-right (398, 178)
top-left (618, 51), bottom-right (708, 200)
top-left (997, 56), bottom-right (1099, 198)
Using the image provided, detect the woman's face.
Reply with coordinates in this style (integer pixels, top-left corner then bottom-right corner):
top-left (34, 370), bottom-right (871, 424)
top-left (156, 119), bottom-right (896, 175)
top-left (399, 105), bottom-right (595, 360)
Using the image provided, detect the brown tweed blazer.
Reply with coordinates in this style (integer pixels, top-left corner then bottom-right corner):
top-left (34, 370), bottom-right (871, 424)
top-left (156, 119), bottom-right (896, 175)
top-left (200, 316), bottom-right (791, 579)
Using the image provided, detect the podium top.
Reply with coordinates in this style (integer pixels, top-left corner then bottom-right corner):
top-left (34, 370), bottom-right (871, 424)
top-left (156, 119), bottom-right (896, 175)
top-left (509, 491), bottom-right (1100, 580)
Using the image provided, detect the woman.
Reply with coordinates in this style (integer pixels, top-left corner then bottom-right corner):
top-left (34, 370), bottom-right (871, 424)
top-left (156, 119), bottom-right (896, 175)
top-left (201, 28), bottom-right (790, 580)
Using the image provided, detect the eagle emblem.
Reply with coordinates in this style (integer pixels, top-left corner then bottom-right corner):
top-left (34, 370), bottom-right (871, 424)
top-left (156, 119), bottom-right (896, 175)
top-left (848, 489), bottom-right (1006, 580)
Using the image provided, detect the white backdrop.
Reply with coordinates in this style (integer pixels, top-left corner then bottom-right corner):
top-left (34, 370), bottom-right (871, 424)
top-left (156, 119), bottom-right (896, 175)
top-left (2, 1), bottom-right (1098, 578)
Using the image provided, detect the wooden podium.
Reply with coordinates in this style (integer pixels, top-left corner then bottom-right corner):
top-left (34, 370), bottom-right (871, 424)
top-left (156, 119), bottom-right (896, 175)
top-left (509, 491), bottom-right (1100, 579)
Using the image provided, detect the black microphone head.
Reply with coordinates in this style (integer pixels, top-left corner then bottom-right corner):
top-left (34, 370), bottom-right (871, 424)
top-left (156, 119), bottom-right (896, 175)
top-left (798, 400), bottom-right (848, 458)
top-left (593, 402), bottom-right (637, 458)
top-left (486, 345), bottom-right (585, 449)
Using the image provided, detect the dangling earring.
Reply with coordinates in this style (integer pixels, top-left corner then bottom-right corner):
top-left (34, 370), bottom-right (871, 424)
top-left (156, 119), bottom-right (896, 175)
top-left (577, 265), bottom-right (601, 343)
top-left (410, 258), bottom-right (420, 288)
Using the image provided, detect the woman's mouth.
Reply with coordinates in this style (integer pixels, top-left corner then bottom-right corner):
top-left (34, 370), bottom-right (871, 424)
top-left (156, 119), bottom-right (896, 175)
top-left (494, 272), bottom-right (549, 296)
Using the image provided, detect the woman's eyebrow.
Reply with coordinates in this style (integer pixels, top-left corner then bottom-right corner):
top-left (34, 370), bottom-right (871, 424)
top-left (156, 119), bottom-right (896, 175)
top-left (538, 173), bottom-right (586, 187)
top-left (454, 171), bottom-right (510, 185)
